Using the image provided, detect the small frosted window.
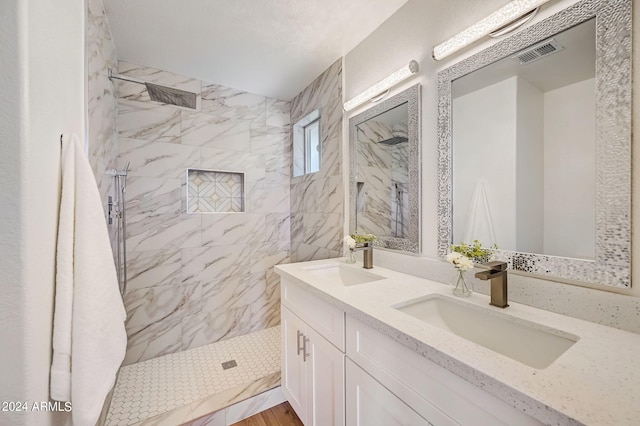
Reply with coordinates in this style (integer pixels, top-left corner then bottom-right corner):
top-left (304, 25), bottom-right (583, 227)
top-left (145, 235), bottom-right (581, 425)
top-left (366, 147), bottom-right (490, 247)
top-left (304, 119), bottom-right (320, 174)
top-left (293, 109), bottom-right (321, 177)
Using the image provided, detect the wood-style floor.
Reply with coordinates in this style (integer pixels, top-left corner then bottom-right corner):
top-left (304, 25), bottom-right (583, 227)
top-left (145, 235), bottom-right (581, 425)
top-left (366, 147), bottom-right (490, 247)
top-left (230, 402), bottom-right (303, 426)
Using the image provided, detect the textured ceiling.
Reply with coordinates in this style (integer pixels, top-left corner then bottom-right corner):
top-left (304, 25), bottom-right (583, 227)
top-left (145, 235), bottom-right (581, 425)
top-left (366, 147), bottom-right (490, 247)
top-left (103, 0), bottom-right (409, 100)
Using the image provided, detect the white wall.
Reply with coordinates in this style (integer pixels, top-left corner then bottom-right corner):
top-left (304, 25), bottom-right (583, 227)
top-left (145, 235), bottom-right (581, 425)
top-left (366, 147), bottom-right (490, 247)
top-left (543, 78), bottom-right (596, 259)
top-left (453, 75), bottom-right (591, 257)
top-left (344, 0), bottom-right (640, 302)
top-left (0, 1), bottom-right (26, 422)
top-left (0, 0), bottom-right (85, 425)
top-left (516, 77), bottom-right (544, 254)
top-left (452, 77), bottom-right (517, 248)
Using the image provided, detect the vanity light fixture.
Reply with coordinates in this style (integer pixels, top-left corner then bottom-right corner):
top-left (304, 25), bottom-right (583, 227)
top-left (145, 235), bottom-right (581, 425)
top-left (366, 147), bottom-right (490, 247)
top-left (343, 60), bottom-right (419, 112)
top-left (432, 0), bottom-right (552, 61)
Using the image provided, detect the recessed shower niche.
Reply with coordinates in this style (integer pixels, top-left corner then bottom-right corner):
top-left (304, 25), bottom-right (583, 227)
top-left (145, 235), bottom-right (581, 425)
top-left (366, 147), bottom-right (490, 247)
top-left (187, 168), bottom-right (245, 213)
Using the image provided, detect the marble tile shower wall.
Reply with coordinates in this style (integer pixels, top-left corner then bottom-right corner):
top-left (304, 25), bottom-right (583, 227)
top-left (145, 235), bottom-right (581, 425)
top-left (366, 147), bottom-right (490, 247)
top-left (289, 59), bottom-right (344, 261)
top-left (356, 121), bottom-right (410, 238)
top-left (116, 61), bottom-right (291, 364)
top-left (86, 0), bottom-right (118, 252)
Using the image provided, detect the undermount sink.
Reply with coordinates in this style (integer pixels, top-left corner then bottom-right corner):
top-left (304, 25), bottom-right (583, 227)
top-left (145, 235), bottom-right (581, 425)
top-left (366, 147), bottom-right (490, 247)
top-left (394, 295), bottom-right (579, 369)
top-left (302, 263), bottom-right (386, 286)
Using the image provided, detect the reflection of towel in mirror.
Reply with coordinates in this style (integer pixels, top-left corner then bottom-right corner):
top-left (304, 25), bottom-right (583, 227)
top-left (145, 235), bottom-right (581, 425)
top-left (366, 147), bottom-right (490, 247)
top-left (51, 133), bottom-right (127, 426)
top-left (463, 181), bottom-right (497, 247)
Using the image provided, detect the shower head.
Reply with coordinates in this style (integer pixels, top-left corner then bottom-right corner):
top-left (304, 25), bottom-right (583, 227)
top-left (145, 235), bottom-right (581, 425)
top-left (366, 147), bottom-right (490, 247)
top-left (145, 83), bottom-right (197, 109)
top-left (378, 136), bottom-right (408, 145)
top-left (108, 69), bottom-right (197, 109)
top-left (378, 123), bottom-right (408, 145)
top-left (121, 162), bottom-right (130, 193)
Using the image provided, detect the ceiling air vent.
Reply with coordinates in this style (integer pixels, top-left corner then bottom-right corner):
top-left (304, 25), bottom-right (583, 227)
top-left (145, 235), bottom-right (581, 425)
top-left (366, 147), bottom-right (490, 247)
top-left (513, 38), bottom-right (564, 64)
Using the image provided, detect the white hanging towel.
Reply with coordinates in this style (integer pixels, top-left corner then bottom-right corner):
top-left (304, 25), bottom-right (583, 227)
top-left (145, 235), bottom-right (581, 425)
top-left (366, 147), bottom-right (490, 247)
top-left (50, 134), bottom-right (127, 426)
top-left (463, 180), bottom-right (497, 247)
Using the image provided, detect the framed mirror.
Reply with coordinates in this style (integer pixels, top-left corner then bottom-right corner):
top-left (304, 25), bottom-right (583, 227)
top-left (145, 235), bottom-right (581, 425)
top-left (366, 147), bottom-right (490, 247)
top-left (350, 84), bottom-right (421, 253)
top-left (437, 0), bottom-right (631, 288)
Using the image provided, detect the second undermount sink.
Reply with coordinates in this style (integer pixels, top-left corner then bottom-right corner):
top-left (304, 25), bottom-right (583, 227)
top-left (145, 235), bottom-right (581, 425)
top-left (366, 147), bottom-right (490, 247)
top-left (302, 263), bottom-right (386, 286)
top-left (394, 295), bottom-right (579, 369)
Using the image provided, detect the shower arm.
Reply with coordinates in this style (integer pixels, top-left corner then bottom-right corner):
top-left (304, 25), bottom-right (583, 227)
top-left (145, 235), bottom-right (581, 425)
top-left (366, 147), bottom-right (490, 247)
top-left (108, 68), bottom-right (147, 86)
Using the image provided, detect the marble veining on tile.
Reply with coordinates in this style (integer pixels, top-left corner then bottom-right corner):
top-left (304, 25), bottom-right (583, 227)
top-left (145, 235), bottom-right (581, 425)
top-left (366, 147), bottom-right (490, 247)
top-left (264, 213), bottom-right (290, 243)
top-left (201, 213), bottom-right (265, 246)
top-left (126, 249), bottom-right (182, 291)
top-left (119, 138), bottom-right (200, 179)
top-left (200, 83), bottom-right (266, 122)
top-left (289, 59), bottom-right (343, 262)
top-left (126, 213), bottom-right (202, 252)
top-left (250, 124), bottom-right (290, 157)
top-left (265, 98), bottom-right (291, 128)
top-left (181, 111), bottom-right (251, 151)
top-left (87, 0), bottom-right (118, 268)
top-left (222, 388), bottom-right (286, 425)
top-left (125, 177), bottom-right (183, 221)
top-left (118, 99), bottom-right (182, 143)
top-left (181, 306), bottom-right (253, 351)
top-left (180, 245), bottom-right (256, 287)
top-left (249, 183), bottom-right (290, 213)
top-left (105, 326), bottom-right (280, 426)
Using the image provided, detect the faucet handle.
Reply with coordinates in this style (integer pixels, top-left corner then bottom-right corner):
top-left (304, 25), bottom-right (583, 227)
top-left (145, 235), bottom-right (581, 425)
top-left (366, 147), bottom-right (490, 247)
top-left (480, 261), bottom-right (507, 271)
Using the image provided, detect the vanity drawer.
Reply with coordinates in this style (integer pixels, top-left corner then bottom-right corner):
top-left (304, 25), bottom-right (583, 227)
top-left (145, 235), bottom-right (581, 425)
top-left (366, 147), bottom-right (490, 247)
top-left (281, 277), bottom-right (345, 351)
top-left (346, 315), bottom-right (542, 426)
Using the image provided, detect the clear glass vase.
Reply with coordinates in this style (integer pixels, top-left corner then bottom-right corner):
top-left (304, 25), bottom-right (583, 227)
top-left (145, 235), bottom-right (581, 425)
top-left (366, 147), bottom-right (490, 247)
top-left (344, 248), bottom-right (357, 264)
top-left (452, 269), bottom-right (472, 297)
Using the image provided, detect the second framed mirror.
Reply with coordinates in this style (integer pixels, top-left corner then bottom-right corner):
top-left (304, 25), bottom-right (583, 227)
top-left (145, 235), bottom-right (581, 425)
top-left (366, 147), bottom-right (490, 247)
top-left (349, 84), bottom-right (421, 253)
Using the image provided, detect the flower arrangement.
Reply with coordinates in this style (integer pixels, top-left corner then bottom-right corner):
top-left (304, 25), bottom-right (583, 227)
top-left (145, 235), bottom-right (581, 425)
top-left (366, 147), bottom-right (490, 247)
top-left (450, 240), bottom-right (496, 263)
top-left (446, 251), bottom-right (474, 297)
top-left (349, 231), bottom-right (376, 244)
top-left (343, 235), bottom-right (357, 250)
top-left (343, 232), bottom-right (376, 264)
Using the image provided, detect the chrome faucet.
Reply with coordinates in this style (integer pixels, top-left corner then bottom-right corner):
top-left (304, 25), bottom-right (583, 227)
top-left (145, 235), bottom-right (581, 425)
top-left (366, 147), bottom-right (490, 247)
top-left (353, 243), bottom-right (374, 269)
top-left (475, 261), bottom-right (509, 308)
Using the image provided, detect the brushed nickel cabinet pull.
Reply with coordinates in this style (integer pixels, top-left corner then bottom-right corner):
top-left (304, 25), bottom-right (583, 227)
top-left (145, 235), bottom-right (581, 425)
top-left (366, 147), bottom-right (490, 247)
top-left (297, 330), bottom-right (304, 355)
top-left (303, 336), bottom-right (310, 362)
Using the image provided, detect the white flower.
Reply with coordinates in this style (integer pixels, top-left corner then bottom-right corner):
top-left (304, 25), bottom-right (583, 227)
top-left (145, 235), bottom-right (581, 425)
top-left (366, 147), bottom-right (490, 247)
top-left (445, 252), bottom-right (462, 263)
top-left (446, 251), bottom-right (473, 271)
top-left (457, 256), bottom-right (474, 271)
top-left (343, 235), bottom-right (356, 249)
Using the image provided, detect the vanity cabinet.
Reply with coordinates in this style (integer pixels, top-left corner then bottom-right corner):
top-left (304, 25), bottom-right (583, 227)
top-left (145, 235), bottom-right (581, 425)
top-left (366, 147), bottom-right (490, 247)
top-left (346, 315), bottom-right (542, 426)
top-left (281, 279), bottom-right (345, 426)
top-left (281, 277), bottom-right (541, 426)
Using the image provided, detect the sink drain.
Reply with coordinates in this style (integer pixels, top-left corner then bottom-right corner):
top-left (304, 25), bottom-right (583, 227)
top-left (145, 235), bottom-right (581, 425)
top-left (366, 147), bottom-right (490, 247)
top-left (221, 360), bottom-right (237, 370)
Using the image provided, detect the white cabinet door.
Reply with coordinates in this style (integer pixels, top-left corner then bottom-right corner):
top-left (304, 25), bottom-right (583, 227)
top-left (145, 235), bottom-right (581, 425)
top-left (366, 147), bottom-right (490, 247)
top-left (346, 359), bottom-right (429, 426)
top-left (306, 326), bottom-right (345, 426)
top-left (282, 306), bottom-right (307, 423)
top-left (282, 305), bottom-right (346, 426)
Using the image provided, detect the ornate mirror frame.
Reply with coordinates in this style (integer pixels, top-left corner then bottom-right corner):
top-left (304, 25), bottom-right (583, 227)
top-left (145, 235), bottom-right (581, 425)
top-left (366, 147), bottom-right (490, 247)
top-left (350, 84), bottom-right (421, 253)
top-left (437, 0), bottom-right (631, 287)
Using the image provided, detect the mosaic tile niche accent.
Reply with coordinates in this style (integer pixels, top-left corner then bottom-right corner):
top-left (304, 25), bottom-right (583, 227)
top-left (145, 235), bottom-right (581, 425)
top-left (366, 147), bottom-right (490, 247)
top-left (187, 169), bottom-right (245, 213)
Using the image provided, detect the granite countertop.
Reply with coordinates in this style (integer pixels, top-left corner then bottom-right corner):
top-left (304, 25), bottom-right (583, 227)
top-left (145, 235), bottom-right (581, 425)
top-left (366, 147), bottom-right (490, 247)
top-left (275, 259), bottom-right (640, 426)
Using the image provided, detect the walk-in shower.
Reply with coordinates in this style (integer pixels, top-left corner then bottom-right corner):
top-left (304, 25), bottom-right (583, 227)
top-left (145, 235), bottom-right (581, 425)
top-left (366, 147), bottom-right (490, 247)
top-left (108, 162), bottom-right (130, 297)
